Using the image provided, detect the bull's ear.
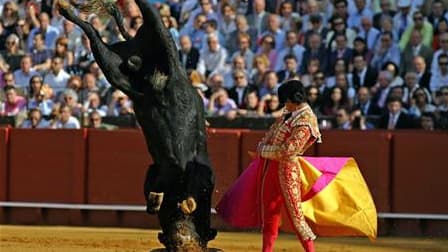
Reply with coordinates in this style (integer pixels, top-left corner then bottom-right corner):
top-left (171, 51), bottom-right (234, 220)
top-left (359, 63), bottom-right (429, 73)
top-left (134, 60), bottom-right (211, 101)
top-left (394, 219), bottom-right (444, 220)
top-left (149, 70), bottom-right (168, 91)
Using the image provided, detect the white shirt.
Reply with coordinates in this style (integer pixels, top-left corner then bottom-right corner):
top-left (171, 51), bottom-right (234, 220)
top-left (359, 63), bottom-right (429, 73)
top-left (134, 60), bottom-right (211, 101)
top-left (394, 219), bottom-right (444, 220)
top-left (54, 116), bottom-right (81, 129)
top-left (44, 70), bottom-right (71, 90)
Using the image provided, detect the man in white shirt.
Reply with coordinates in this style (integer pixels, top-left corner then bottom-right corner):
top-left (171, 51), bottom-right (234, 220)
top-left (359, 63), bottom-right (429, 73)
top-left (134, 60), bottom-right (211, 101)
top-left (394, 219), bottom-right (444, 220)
top-left (43, 56), bottom-right (71, 93)
top-left (429, 53), bottom-right (448, 93)
top-left (13, 55), bottom-right (39, 88)
top-left (197, 33), bottom-right (228, 77)
top-left (54, 104), bottom-right (81, 129)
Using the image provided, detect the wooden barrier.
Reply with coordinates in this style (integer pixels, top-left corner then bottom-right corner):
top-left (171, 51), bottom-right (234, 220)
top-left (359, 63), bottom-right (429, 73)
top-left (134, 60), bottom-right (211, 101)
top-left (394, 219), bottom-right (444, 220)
top-left (7, 129), bottom-right (86, 224)
top-left (392, 131), bottom-right (448, 214)
top-left (0, 128), bottom-right (8, 222)
top-left (316, 130), bottom-right (392, 212)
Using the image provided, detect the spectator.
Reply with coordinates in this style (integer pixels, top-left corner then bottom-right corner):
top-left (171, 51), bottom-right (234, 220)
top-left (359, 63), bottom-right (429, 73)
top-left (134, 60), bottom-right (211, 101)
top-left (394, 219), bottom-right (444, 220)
top-left (301, 58), bottom-right (321, 87)
top-left (185, 0), bottom-right (219, 29)
top-left (353, 37), bottom-right (373, 63)
top-left (378, 15), bottom-right (399, 44)
top-left (373, 0), bottom-right (396, 30)
top-left (383, 61), bottom-right (404, 87)
top-left (250, 54), bottom-right (270, 87)
top-left (30, 31), bottom-right (53, 72)
top-left (0, 85), bottom-right (26, 116)
top-left (427, 0), bottom-right (448, 29)
top-left (301, 32), bottom-right (327, 74)
top-left (354, 86), bottom-right (382, 116)
top-left (20, 108), bottom-right (50, 128)
top-left (303, 14), bottom-right (329, 49)
top-left (227, 69), bottom-right (257, 108)
top-left (352, 53), bottom-right (377, 89)
top-left (435, 86), bottom-right (448, 128)
top-left (347, 0), bottom-right (373, 31)
top-left (276, 54), bottom-right (299, 83)
top-left (27, 12), bottom-right (60, 52)
top-left (197, 33), bottom-right (228, 77)
top-left (408, 87), bottom-right (436, 118)
top-left (413, 56), bottom-right (431, 90)
top-left (225, 15), bottom-right (258, 55)
top-left (327, 58), bottom-right (352, 88)
top-left (53, 104), bottom-right (80, 129)
top-left (328, 33), bottom-right (353, 74)
top-left (278, 1), bottom-right (300, 32)
top-left (419, 112), bottom-right (436, 130)
top-left (88, 110), bottom-right (117, 130)
top-left (61, 88), bottom-right (82, 117)
top-left (350, 109), bottom-right (374, 130)
top-left (207, 88), bottom-right (237, 116)
top-left (1, 33), bottom-right (24, 71)
top-left (357, 16), bottom-right (381, 51)
top-left (334, 72), bottom-right (356, 107)
top-left (429, 53), bottom-right (448, 93)
top-left (326, 15), bottom-right (356, 51)
top-left (43, 56), bottom-right (70, 93)
top-left (107, 90), bottom-right (133, 117)
top-left (205, 72), bottom-right (225, 98)
top-left (258, 70), bottom-right (278, 98)
top-left (302, 0), bottom-right (327, 33)
top-left (399, 11), bottom-right (433, 50)
top-left (230, 33), bottom-right (255, 72)
top-left (54, 36), bottom-right (74, 67)
top-left (161, 15), bottom-right (180, 48)
top-left (27, 82), bottom-right (54, 116)
top-left (201, 19), bottom-right (225, 51)
top-left (259, 14), bottom-right (285, 51)
top-left (377, 96), bottom-right (415, 129)
top-left (400, 30), bottom-right (433, 75)
top-left (221, 55), bottom-right (248, 88)
top-left (321, 86), bottom-right (349, 116)
top-left (256, 34), bottom-right (278, 70)
top-left (247, 0), bottom-right (270, 36)
top-left (218, 3), bottom-right (237, 42)
top-left (393, 0), bottom-right (414, 39)
top-left (228, 90), bottom-right (259, 119)
top-left (82, 91), bottom-right (108, 117)
top-left (432, 18), bottom-right (448, 51)
top-left (431, 32), bottom-right (448, 74)
top-left (334, 107), bottom-right (351, 129)
top-left (74, 34), bottom-right (95, 73)
top-left (371, 70), bottom-right (394, 109)
top-left (275, 31), bottom-right (305, 72)
top-left (402, 71), bottom-right (421, 107)
top-left (13, 55), bottom-right (39, 88)
top-left (371, 31), bottom-right (401, 71)
top-left (178, 35), bottom-right (200, 71)
top-left (61, 19), bottom-right (82, 52)
top-left (1, 1), bottom-right (19, 35)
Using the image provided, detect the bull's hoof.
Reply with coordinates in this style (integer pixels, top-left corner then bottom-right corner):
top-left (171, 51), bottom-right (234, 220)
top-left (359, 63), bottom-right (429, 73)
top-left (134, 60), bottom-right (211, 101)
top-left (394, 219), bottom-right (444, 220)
top-left (178, 197), bottom-right (197, 215)
top-left (146, 192), bottom-right (164, 214)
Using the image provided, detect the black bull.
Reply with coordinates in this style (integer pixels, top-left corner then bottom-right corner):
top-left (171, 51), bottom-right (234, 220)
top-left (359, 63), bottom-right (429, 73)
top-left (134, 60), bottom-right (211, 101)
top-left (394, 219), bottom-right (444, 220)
top-left (56, 0), bottom-right (216, 249)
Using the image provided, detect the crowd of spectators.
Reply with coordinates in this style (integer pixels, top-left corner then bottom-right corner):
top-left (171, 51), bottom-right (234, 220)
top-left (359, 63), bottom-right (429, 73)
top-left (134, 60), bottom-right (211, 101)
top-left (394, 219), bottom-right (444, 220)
top-left (0, 0), bottom-right (447, 130)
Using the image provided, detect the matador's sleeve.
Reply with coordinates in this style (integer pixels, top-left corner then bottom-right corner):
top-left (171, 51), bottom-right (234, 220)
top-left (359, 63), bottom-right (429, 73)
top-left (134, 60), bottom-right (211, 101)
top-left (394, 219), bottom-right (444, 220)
top-left (260, 125), bottom-right (313, 161)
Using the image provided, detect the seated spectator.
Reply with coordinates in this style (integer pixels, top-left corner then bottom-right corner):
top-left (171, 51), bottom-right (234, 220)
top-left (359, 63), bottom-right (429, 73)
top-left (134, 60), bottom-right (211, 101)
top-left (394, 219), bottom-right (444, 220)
top-left (334, 107), bottom-right (351, 130)
top-left (326, 15), bottom-right (356, 51)
top-left (221, 55), bottom-right (249, 88)
top-left (1, 33), bottom-right (24, 71)
top-left (382, 61), bottom-right (403, 87)
top-left (354, 86), bottom-right (382, 116)
top-left (300, 58), bottom-right (321, 87)
top-left (353, 37), bottom-right (373, 64)
top-left (88, 110), bottom-right (117, 130)
top-left (370, 31), bottom-right (401, 71)
top-left (400, 30), bottom-right (433, 75)
top-left (27, 12), bottom-right (60, 52)
top-left (259, 14), bottom-right (285, 51)
top-left (43, 56), bottom-right (71, 93)
top-left (328, 33), bottom-right (353, 74)
top-left (53, 104), bottom-right (81, 129)
top-left (275, 31), bottom-right (305, 72)
top-left (227, 90), bottom-right (259, 119)
top-left (327, 58), bottom-right (353, 88)
top-left (321, 86), bottom-right (349, 117)
top-left (218, 3), bottom-right (237, 42)
top-left (259, 71), bottom-right (279, 98)
top-left (178, 35), bottom-right (200, 71)
top-left (276, 54), bottom-right (299, 83)
top-left (201, 19), bottom-right (224, 50)
top-left (249, 54), bottom-right (270, 87)
top-left (412, 56), bottom-right (431, 90)
top-left (197, 33), bottom-right (228, 77)
top-left (432, 18), bottom-right (448, 51)
top-left (179, 13), bottom-right (207, 50)
top-left (205, 72), bottom-right (225, 98)
top-left (161, 15), bottom-right (180, 48)
top-left (0, 85), bottom-right (26, 116)
top-left (54, 36), bottom-right (75, 67)
top-left (227, 69), bottom-right (258, 108)
top-left (334, 73), bottom-right (356, 107)
top-left (256, 34), bottom-right (278, 71)
top-left (20, 108), bottom-right (50, 128)
top-left (30, 32), bottom-right (53, 72)
top-left (429, 53), bottom-right (448, 94)
top-left (207, 88), bottom-right (237, 116)
top-left (399, 11), bottom-right (433, 50)
top-left (419, 112), bottom-right (436, 130)
top-left (230, 33), bottom-right (255, 71)
top-left (278, 1), bottom-right (301, 32)
top-left (350, 109), bottom-right (375, 130)
top-left (435, 86), bottom-right (448, 129)
top-left (107, 90), bottom-right (134, 117)
top-left (61, 88), bottom-right (82, 117)
top-left (357, 16), bottom-right (380, 51)
top-left (306, 86), bottom-right (322, 117)
top-left (13, 55), bottom-right (39, 88)
top-left (301, 32), bottom-right (327, 74)
top-left (28, 83), bottom-right (54, 116)
top-left (408, 87), bottom-right (436, 118)
top-left (225, 15), bottom-right (258, 55)
top-left (82, 91), bottom-right (108, 117)
top-left (352, 53), bottom-right (378, 90)
top-left (257, 94), bottom-right (283, 118)
top-left (377, 96), bottom-right (415, 129)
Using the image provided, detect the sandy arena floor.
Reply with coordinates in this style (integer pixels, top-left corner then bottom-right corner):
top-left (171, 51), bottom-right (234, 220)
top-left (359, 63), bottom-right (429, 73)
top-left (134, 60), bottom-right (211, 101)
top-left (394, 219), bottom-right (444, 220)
top-left (1, 225), bottom-right (447, 252)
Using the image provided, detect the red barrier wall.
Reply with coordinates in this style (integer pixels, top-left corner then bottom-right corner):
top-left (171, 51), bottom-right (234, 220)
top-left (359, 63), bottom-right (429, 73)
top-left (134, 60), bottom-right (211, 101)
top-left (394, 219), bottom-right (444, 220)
top-left (0, 128), bottom-right (8, 222)
top-left (8, 129), bottom-right (86, 224)
top-left (207, 130), bottom-right (241, 205)
top-left (87, 129), bottom-right (151, 204)
top-left (392, 131), bottom-right (448, 213)
top-left (316, 130), bottom-right (392, 212)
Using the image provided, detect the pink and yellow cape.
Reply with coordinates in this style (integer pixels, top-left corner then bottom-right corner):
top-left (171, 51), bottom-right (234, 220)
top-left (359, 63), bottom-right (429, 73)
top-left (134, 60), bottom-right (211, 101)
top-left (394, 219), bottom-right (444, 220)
top-left (216, 156), bottom-right (377, 240)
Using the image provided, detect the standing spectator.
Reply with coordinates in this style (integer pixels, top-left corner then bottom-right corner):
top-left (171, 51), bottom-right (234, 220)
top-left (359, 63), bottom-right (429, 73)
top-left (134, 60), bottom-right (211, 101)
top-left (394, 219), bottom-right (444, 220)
top-left (400, 30), bottom-right (433, 75)
top-left (247, 0), bottom-right (270, 36)
top-left (231, 33), bottom-right (255, 72)
top-left (178, 35), bottom-right (200, 71)
top-left (399, 11), bottom-right (434, 50)
top-left (370, 31), bottom-right (401, 71)
top-left (27, 12), bottom-right (60, 52)
top-left (352, 53), bottom-right (377, 90)
top-left (197, 33), bottom-right (228, 77)
top-left (377, 96), bottom-right (415, 129)
top-left (20, 108), bottom-right (50, 128)
top-left (1, 33), bottom-right (24, 71)
top-left (13, 55), bottom-right (38, 88)
top-left (275, 31), bottom-right (305, 72)
top-left (43, 56), bottom-right (70, 93)
top-left (53, 104), bottom-right (81, 129)
top-left (430, 53), bottom-right (448, 93)
top-left (0, 85), bottom-right (26, 116)
top-left (30, 32), bottom-right (53, 72)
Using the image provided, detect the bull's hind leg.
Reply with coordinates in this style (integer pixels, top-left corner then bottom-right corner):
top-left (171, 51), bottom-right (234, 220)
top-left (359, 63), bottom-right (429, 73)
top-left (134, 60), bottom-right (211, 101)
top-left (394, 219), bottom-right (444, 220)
top-left (144, 164), bottom-right (164, 214)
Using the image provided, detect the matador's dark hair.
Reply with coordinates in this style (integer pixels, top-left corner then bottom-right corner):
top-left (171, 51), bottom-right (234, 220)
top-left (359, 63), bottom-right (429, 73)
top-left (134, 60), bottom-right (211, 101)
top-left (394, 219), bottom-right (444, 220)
top-left (278, 79), bottom-right (306, 104)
